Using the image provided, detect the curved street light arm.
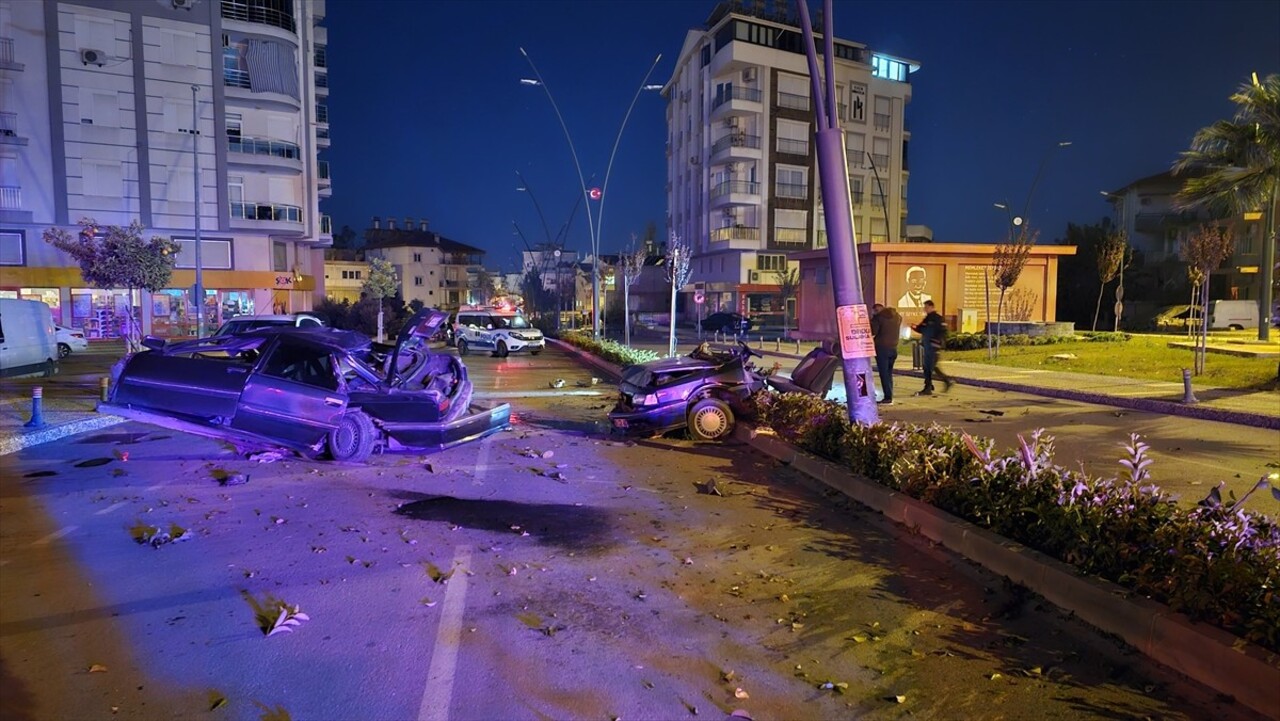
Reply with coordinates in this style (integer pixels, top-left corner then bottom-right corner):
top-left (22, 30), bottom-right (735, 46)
top-left (596, 52), bottom-right (663, 266)
top-left (515, 170), bottom-right (555, 246)
top-left (1021, 140), bottom-right (1071, 225)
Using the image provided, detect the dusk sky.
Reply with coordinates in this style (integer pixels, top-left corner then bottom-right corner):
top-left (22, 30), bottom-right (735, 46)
top-left (322, 0), bottom-right (1280, 272)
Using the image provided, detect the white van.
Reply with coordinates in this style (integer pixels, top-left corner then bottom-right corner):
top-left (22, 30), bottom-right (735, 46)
top-left (1208, 300), bottom-right (1258, 330)
top-left (0, 298), bottom-right (59, 378)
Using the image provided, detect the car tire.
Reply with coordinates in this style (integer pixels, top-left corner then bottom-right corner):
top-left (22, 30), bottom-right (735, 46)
top-left (327, 410), bottom-right (376, 463)
top-left (1229, 324), bottom-right (1244, 331)
top-left (497, 340), bottom-right (509, 358)
top-left (457, 339), bottom-right (469, 356)
top-left (530, 349), bottom-right (541, 356)
top-left (687, 397), bottom-right (734, 441)
top-left (58, 342), bottom-right (71, 358)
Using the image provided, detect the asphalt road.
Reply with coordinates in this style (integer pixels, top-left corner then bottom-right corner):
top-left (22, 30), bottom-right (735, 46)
top-left (0, 344), bottom-right (1266, 720)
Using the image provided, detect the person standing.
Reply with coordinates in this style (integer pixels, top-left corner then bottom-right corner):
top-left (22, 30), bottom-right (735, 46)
top-left (911, 300), bottom-right (952, 395)
top-left (869, 303), bottom-right (902, 404)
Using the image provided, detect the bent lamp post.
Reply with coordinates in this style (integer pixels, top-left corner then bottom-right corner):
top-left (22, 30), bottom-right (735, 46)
top-left (797, 0), bottom-right (878, 426)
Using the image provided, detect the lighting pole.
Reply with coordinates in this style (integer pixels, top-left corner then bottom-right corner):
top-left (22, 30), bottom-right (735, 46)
top-left (1020, 140), bottom-right (1072, 226)
top-left (797, 0), bottom-right (877, 426)
top-left (191, 84), bottom-right (205, 338)
top-left (865, 151), bottom-right (892, 242)
top-left (993, 201), bottom-right (1023, 233)
top-left (519, 48), bottom-right (662, 339)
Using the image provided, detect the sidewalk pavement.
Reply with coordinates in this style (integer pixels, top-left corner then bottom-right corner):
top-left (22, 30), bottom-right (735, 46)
top-left (0, 359), bottom-right (124, 457)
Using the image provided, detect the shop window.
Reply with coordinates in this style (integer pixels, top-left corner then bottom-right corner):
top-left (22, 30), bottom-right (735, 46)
top-left (72, 289), bottom-right (139, 340)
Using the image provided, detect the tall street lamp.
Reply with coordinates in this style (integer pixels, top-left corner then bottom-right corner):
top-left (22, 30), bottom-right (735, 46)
top-left (1020, 140), bottom-right (1072, 226)
top-left (191, 84), bottom-right (205, 338)
top-left (520, 47), bottom-right (662, 339)
top-left (993, 201), bottom-right (1023, 232)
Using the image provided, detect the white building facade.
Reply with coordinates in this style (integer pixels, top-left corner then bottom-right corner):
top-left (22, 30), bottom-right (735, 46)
top-left (0, 0), bottom-right (331, 340)
top-left (665, 2), bottom-right (917, 323)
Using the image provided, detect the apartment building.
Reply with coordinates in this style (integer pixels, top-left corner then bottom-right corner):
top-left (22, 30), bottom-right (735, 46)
top-left (0, 0), bottom-right (331, 340)
top-left (665, 0), bottom-right (917, 322)
top-left (1105, 170), bottom-right (1274, 303)
top-left (363, 217), bottom-right (486, 310)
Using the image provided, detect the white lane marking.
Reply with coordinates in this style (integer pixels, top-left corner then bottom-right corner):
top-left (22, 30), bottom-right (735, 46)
top-left (146, 482), bottom-right (165, 491)
top-left (473, 390), bottom-right (605, 398)
top-left (95, 501), bottom-right (129, 515)
top-left (418, 544), bottom-right (473, 721)
top-left (32, 526), bottom-right (78, 546)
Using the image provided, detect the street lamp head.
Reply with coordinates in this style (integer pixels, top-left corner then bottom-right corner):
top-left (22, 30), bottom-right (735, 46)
top-left (642, 84), bottom-right (664, 91)
top-left (1058, 141), bottom-right (1072, 147)
top-left (993, 202), bottom-right (1008, 210)
top-left (519, 78), bottom-right (541, 86)
top-left (1013, 216), bottom-right (1025, 226)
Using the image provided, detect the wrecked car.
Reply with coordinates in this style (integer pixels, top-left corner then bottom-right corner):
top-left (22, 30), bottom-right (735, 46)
top-left (607, 341), bottom-right (838, 441)
top-left (100, 309), bottom-right (510, 463)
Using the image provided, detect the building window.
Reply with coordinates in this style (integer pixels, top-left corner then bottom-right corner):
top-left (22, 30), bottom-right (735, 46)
top-left (272, 241), bottom-right (288, 272)
top-left (355, 271), bottom-right (362, 279)
top-left (414, 276), bottom-right (423, 286)
top-left (0, 230), bottom-right (23, 265)
top-left (226, 112), bottom-right (242, 138)
top-left (174, 238), bottom-right (233, 269)
top-left (413, 252), bottom-right (422, 262)
top-left (775, 165), bottom-right (807, 199)
top-left (757, 254), bottom-right (786, 272)
top-left (872, 55), bottom-right (909, 82)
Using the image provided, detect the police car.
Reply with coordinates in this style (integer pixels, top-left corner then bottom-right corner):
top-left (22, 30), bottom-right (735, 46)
top-left (452, 305), bottom-right (544, 358)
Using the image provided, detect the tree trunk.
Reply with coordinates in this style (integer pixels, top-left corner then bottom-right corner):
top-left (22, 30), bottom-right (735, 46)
top-left (1091, 281), bottom-right (1107, 332)
top-left (624, 283), bottom-right (632, 347)
top-left (1197, 276), bottom-right (1210, 374)
top-left (994, 289), bottom-right (1008, 359)
top-left (984, 269), bottom-right (994, 359)
top-left (668, 282), bottom-right (678, 358)
top-left (377, 305), bottom-right (385, 343)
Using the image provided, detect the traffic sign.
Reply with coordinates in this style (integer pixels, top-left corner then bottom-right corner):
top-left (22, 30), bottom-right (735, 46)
top-left (589, 188), bottom-right (602, 200)
top-left (694, 291), bottom-right (705, 304)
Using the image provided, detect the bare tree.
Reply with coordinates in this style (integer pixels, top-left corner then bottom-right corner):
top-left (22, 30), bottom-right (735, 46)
top-left (664, 232), bottom-right (692, 357)
top-left (1179, 225), bottom-right (1236, 373)
top-left (1092, 230), bottom-right (1128, 331)
top-left (773, 266), bottom-right (800, 338)
top-left (619, 233), bottom-right (648, 347)
top-left (990, 224), bottom-right (1037, 358)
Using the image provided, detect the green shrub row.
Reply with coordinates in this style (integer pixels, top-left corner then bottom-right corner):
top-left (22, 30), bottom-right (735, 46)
top-left (944, 331), bottom-right (1131, 351)
top-left (749, 392), bottom-right (1280, 653)
top-left (557, 330), bottom-right (662, 367)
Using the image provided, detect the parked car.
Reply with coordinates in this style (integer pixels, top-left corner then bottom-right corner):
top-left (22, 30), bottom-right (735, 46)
top-left (700, 312), bottom-right (753, 334)
top-left (0, 298), bottom-right (58, 378)
top-left (213, 313), bottom-right (325, 337)
top-left (608, 341), bottom-right (837, 441)
top-left (452, 305), bottom-right (544, 357)
top-left (55, 324), bottom-right (89, 357)
top-left (100, 309), bottom-right (510, 463)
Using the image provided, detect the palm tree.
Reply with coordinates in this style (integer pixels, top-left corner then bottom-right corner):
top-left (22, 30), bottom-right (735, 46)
top-left (1174, 73), bottom-right (1279, 341)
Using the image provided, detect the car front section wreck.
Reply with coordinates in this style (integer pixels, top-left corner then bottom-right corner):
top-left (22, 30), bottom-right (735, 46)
top-left (99, 309), bottom-right (510, 463)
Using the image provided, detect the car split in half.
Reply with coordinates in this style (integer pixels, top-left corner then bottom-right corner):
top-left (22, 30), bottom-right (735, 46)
top-left (100, 309), bottom-right (510, 463)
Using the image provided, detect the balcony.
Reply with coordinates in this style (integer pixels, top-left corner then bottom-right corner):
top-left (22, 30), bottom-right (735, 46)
top-left (871, 153), bottom-right (889, 170)
top-left (227, 136), bottom-right (302, 175)
top-left (316, 126), bottom-right (330, 148)
top-left (0, 111), bottom-right (26, 146)
top-left (710, 132), bottom-right (762, 164)
top-left (775, 91), bottom-right (810, 112)
top-left (709, 180), bottom-right (760, 208)
top-left (710, 226), bottom-right (759, 242)
top-left (776, 137), bottom-right (809, 156)
top-left (318, 160), bottom-right (330, 182)
top-left (775, 183), bottom-right (808, 200)
top-left (874, 113), bottom-right (891, 131)
top-left (0, 37), bottom-right (23, 71)
top-left (851, 190), bottom-right (864, 206)
top-left (709, 86), bottom-right (762, 123)
top-left (230, 201), bottom-right (303, 232)
top-left (316, 104), bottom-right (329, 124)
top-left (773, 227), bottom-right (807, 245)
top-left (315, 72), bottom-right (328, 95)
top-left (315, 44), bottom-right (327, 68)
top-left (221, 0), bottom-right (297, 34)
top-left (0, 185), bottom-right (20, 210)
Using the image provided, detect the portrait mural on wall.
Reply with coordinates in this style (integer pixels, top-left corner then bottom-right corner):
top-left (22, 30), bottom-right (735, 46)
top-left (897, 265), bottom-right (932, 309)
top-left (885, 263), bottom-right (945, 328)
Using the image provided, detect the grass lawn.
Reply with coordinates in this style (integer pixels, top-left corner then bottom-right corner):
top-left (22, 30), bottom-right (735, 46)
top-left (945, 333), bottom-right (1280, 391)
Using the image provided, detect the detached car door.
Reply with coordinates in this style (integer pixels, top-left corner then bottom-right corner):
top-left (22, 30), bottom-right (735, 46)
top-left (232, 337), bottom-right (346, 447)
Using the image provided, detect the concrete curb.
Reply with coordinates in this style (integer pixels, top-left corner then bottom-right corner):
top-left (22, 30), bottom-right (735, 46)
top-left (736, 425), bottom-right (1280, 719)
top-left (0, 414), bottom-right (125, 456)
top-left (548, 340), bottom-right (1280, 717)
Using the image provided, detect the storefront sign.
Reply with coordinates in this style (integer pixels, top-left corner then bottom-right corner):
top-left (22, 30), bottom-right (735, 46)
top-left (274, 274), bottom-right (296, 288)
top-left (835, 303), bottom-right (875, 359)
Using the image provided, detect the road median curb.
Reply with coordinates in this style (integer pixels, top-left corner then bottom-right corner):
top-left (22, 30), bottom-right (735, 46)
top-left (736, 424), bottom-right (1280, 719)
top-left (0, 414), bottom-right (124, 456)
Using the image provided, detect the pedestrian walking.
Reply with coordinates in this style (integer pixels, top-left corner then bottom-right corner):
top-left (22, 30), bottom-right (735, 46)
top-left (911, 300), bottom-right (952, 395)
top-left (869, 303), bottom-right (902, 404)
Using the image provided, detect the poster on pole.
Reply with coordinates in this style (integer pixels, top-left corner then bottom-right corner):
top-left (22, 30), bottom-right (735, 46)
top-left (835, 303), bottom-right (875, 359)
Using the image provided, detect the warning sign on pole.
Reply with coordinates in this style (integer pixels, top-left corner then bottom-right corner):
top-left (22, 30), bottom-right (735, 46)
top-left (835, 304), bottom-right (875, 359)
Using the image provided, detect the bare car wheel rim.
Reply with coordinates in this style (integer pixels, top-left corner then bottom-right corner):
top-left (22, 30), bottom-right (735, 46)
top-left (333, 418), bottom-right (359, 456)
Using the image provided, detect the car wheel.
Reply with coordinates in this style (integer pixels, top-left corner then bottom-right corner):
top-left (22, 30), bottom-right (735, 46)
top-left (1228, 324), bottom-right (1244, 331)
top-left (687, 397), bottom-right (734, 441)
top-left (457, 339), bottom-right (469, 356)
top-left (530, 349), bottom-right (541, 356)
top-left (58, 342), bottom-right (71, 359)
top-left (327, 410), bottom-right (376, 463)
top-left (497, 340), bottom-right (510, 358)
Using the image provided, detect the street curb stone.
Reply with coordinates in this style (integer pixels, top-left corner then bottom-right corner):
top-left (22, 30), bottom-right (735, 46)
top-left (550, 338), bottom-right (1280, 717)
top-left (0, 415), bottom-right (125, 456)
top-left (737, 425), bottom-right (1280, 719)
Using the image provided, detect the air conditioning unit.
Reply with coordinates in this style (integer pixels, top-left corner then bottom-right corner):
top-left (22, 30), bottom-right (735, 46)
top-left (749, 270), bottom-right (761, 283)
top-left (742, 68), bottom-right (757, 83)
top-left (80, 48), bottom-right (107, 66)
top-left (172, 0), bottom-right (194, 8)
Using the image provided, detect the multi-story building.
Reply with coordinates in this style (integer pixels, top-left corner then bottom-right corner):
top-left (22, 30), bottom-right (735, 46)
top-left (665, 0), bottom-right (917, 322)
top-left (363, 217), bottom-right (486, 310)
top-left (322, 248), bottom-right (368, 304)
top-left (0, 0), bottom-right (331, 340)
top-left (1105, 169), bottom-right (1274, 303)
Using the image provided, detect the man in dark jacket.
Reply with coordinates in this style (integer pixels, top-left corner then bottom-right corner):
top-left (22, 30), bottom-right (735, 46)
top-left (911, 300), bottom-right (953, 395)
top-left (869, 303), bottom-right (902, 404)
